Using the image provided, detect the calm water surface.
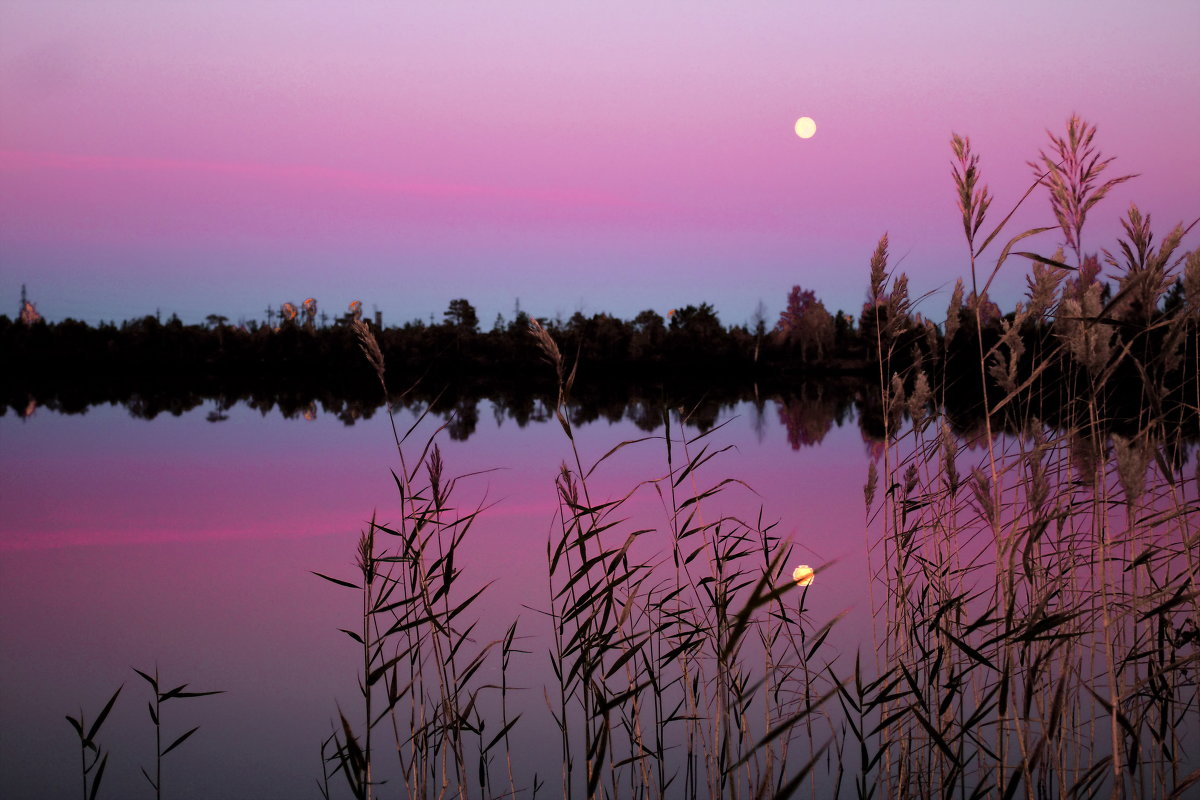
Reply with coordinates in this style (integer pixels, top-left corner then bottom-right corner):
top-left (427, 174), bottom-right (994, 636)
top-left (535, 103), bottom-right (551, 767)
top-left (1, 398), bottom-right (870, 799)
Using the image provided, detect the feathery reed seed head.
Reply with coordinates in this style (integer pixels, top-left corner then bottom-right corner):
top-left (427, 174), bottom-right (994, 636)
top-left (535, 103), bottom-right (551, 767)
top-left (356, 528), bottom-right (375, 585)
top-left (887, 373), bottom-right (906, 430)
top-left (945, 278), bottom-right (964, 344)
top-left (1026, 251), bottom-right (1066, 319)
top-left (1057, 285), bottom-right (1111, 374)
top-left (939, 422), bottom-right (959, 495)
top-left (970, 468), bottom-right (995, 524)
top-left (864, 461), bottom-right (878, 510)
top-left (869, 234), bottom-right (890, 304)
top-left (427, 444), bottom-right (443, 505)
top-left (1031, 114), bottom-right (1136, 263)
top-left (1113, 434), bottom-right (1152, 502)
top-left (908, 370), bottom-right (932, 428)
top-left (1184, 250), bottom-right (1200, 312)
top-left (951, 134), bottom-right (992, 249)
top-left (350, 319), bottom-right (385, 385)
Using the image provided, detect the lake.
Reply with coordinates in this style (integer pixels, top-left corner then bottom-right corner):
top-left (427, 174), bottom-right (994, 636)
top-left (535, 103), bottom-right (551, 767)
top-left (2, 392), bottom-right (1197, 799)
top-left (1, 395), bottom-right (871, 799)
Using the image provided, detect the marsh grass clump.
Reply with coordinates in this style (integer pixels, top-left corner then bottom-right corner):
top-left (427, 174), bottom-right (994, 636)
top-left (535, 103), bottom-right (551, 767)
top-left (532, 318), bottom-right (842, 800)
top-left (319, 320), bottom-right (520, 800)
top-left (860, 116), bottom-right (1200, 799)
top-left (327, 312), bottom-right (849, 799)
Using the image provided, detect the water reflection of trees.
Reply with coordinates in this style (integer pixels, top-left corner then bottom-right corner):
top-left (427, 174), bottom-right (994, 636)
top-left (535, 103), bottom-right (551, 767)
top-left (7, 376), bottom-right (1199, 450)
top-left (773, 379), bottom-right (859, 448)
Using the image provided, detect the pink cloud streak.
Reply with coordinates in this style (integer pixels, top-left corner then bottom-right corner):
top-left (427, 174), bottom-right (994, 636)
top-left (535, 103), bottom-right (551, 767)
top-left (0, 148), bottom-right (638, 210)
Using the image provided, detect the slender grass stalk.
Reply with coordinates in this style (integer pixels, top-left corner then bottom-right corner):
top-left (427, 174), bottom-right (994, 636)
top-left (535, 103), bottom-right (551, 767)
top-left (132, 666), bottom-right (223, 800)
top-left (65, 685), bottom-right (122, 800)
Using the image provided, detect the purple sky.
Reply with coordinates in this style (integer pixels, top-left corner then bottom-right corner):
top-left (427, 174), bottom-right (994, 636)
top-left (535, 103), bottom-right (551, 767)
top-left (2, 1), bottom-right (1197, 329)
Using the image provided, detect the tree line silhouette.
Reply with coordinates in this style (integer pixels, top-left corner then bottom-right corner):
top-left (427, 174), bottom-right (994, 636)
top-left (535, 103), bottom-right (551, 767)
top-left (5, 263), bottom-right (1197, 445)
top-left (1, 293), bottom-right (870, 395)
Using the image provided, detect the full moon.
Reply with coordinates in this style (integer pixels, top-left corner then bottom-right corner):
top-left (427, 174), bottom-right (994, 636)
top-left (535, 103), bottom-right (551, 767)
top-left (794, 116), bottom-right (817, 139)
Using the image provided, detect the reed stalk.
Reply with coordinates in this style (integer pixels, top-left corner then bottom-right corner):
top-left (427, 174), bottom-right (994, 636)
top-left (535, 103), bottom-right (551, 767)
top-left (65, 685), bottom-right (122, 800)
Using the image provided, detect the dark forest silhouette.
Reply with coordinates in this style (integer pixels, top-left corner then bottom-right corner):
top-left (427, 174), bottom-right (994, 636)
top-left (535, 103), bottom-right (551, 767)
top-left (5, 270), bottom-right (1198, 448)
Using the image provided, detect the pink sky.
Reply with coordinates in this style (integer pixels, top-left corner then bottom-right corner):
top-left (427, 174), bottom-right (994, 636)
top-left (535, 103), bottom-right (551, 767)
top-left (1, 1), bottom-right (1197, 327)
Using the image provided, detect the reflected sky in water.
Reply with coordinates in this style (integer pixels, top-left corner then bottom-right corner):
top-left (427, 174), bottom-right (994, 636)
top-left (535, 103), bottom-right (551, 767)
top-left (1, 399), bottom-right (870, 798)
